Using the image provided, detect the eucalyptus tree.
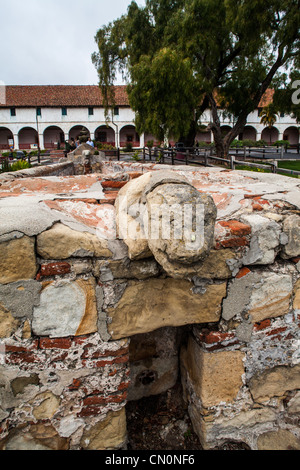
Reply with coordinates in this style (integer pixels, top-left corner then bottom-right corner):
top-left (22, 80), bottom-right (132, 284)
top-left (92, 0), bottom-right (300, 157)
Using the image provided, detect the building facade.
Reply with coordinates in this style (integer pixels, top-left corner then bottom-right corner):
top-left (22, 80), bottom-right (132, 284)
top-left (0, 85), bottom-right (299, 150)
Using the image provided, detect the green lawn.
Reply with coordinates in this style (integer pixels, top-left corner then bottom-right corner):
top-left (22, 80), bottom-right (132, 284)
top-left (235, 160), bottom-right (300, 178)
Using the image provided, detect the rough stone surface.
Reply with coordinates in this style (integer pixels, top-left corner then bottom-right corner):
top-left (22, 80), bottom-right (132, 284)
top-left (257, 429), bottom-right (300, 450)
top-left (32, 278), bottom-right (98, 338)
top-left (281, 214), bottom-right (300, 259)
top-left (37, 223), bottom-right (112, 259)
top-left (181, 336), bottom-right (245, 408)
top-left (80, 408), bottom-right (127, 450)
top-left (128, 327), bottom-right (180, 401)
top-left (146, 183), bottom-right (217, 276)
top-left (240, 214), bottom-right (281, 265)
top-left (0, 280), bottom-right (41, 320)
top-left (0, 236), bottom-right (37, 284)
top-left (249, 364), bottom-right (300, 403)
top-left (108, 278), bottom-right (227, 339)
top-left (222, 271), bottom-right (293, 323)
top-left (93, 258), bottom-right (160, 280)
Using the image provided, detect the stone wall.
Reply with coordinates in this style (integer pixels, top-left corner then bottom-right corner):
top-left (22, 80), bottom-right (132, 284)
top-left (0, 160), bottom-right (299, 450)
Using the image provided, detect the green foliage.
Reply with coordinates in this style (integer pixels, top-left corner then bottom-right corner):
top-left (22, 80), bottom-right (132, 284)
top-left (230, 139), bottom-right (268, 147)
top-left (274, 140), bottom-right (290, 147)
top-left (92, 0), bottom-right (300, 154)
top-left (0, 159), bottom-right (31, 173)
top-left (131, 150), bottom-right (141, 161)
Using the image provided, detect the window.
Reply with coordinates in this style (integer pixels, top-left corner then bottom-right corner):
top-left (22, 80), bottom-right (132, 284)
top-left (62, 107), bottom-right (67, 116)
top-left (36, 107), bottom-right (42, 117)
top-left (10, 107), bottom-right (16, 117)
top-left (88, 107), bottom-right (94, 116)
top-left (114, 107), bottom-right (119, 116)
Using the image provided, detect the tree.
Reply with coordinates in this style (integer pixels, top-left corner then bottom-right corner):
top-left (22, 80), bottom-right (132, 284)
top-left (92, 0), bottom-right (300, 157)
top-left (273, 65), bottom-right (300, 123)
top-left (259, 105), bottom-right (279, 143)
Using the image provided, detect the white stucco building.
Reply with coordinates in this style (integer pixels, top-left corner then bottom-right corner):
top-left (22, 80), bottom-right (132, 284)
top-left (0, 85), bottom-right (298, 151)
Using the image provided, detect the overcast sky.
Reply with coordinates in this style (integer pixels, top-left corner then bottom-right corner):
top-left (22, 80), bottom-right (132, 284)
top-left (1, 0), bottom-right (145, 86)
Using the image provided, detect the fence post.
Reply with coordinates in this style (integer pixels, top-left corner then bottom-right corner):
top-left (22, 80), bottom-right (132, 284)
top-left (185, 149), bottom-right (189, 165)
top-left (272, 160), bottom-right (278, 174)
top-left (117, 148), bottom-right (120, 161)
top-left (280, 145), bottom-right (284, 159)
top-left (204, 149), bottom-right (208, 167)
top-left (171, 149), bottom-right (174, 165)
top-left (230, 155), bottom-right (235, 170)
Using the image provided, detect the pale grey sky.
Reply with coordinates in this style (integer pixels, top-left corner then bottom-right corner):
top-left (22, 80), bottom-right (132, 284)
top-left (1, 0), bottom-right (145, 85)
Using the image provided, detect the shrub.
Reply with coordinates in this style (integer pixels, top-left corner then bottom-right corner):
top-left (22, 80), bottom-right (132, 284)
top-left (274, 140), bottom-right (290, 148)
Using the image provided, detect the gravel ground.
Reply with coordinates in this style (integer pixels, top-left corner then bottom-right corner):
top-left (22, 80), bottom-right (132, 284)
top-left (126, 383), bottom-right (251, 451)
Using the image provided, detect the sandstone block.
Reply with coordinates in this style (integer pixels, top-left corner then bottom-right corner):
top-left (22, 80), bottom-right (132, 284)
top-left (0, 304), bottom-right (20, 338)
top-left (1, 423), bottom-right (68, 450)
top-left (93, 258), bottom-right (160, 280)
top-left (32, 278), bottom-right (98, 338)
top-left (257, 429), bottom-right (300, 450)
top-left (240, 214), bottom-right (280, 265)
top-left (249, 364), bottom-right (300, 403)
top-left (0, 236), bottom-right (37, 284)
top-left (281, 214), bottom-right (300, 259)
top-left (80, 408), bottom-right (127, 450)
top-left (181, 336), bottom-right (245, 408)
top-left (31, 391), bottom-right (60, 420)
top-left (107, 278), bottom-right (227, 339)
top-left (293, 278), bottom-right (300, 310)
top-left (223, 271), bottom-right (293, 323)
top-left (37, 223), bottom-right (112, 259)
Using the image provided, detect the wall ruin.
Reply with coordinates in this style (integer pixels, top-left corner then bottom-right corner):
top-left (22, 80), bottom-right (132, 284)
top-left (0, 157), bottom-right (299, 450)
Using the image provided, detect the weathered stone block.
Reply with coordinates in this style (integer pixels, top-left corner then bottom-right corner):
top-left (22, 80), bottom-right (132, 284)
top-left (37, 223), bottom-right (112, 259)
top-left (249, 364), bottom-right (300, 403)
top-left (240, 214), bottom-right (280, 265)
top-left (107, 278), bottom-right (227, 339)
top-left (93, 258), bottom-right (160, 280)
top-left (80, 408), bottom-right (127, 450)
top-left (181, 336), bottom-right (245, 408)
top-left (257, 429), bottom-right (300, 450)
top-left (0, 236), bottom-right (37, 284)
top-left (32, 278), bottom-right (98, 338)
top-left (281, 214), bottom-right (300, 259)
top-left (223, 271), bottom-right (293, 323)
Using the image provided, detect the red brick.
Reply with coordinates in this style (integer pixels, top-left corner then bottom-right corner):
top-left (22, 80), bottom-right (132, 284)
top-left (6, 352), bottom-right (38, 365)
top-left (252, 203), bottom-right (263, 211)
top-left (219, 236), bottom-right (249, 248)
top-left (198, 330), bottom-right (235, 345)
top-left (39, 337), bottom-right (72, 349)
top-left (69, 379), bottom-right (82, 391)
top-left (236, 267), bottom-right (251, 279)
top-left (118, 381), bottom-right (131, 391)
top-left (253, 319), bottom-right (271, 331)
top-left (128, 172), bottom-right (143, 179)
top-left (81, 346), bottom-right (129, 360)
top-left (218, 220), bottom-right (251, 236)
top-left (39, 262), bottom-right (71, 277)
top-left (101, 180), bottom-right (127, 189)
top-left (266, 327), bottom-right (287, 337)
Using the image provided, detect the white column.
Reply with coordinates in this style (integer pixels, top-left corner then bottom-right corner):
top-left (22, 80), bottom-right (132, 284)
top-left (38, 133), bottom-right (45, 150)
top-left (140, 133), bottom-right (145, 148)
top-left (13, 134), bottom-right (19, 150)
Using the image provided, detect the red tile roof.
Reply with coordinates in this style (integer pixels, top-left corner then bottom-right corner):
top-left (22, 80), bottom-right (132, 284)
top-left (1, 85), bottom-right (274, 109)
top-left (1, 85), bottom-right (129, 108)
